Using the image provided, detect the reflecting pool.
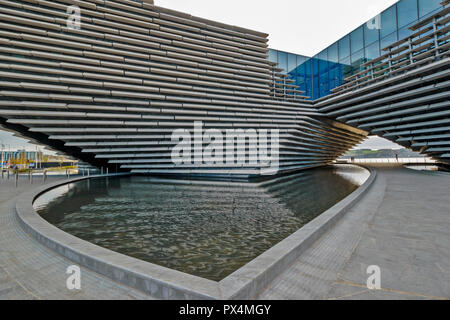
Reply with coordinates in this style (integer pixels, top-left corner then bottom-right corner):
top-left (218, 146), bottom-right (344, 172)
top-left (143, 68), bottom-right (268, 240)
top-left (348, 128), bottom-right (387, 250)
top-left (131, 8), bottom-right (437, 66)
top-left (34, 165), bottom-right (369, 281)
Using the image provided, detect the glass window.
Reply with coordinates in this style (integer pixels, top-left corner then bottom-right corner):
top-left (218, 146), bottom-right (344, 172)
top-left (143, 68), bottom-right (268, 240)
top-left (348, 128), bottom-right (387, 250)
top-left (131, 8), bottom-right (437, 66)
top-left (318, 49), bottom-right (327, 61)
top-left (296, 62), bottom-right (306, 78)
top-left (312, 74), bottom-right (319, 99)
top-left (351, 27), bottom-right (364, 54)
top-left (329, 64), bottom-right (340, 89)
top-left (268, 49), bottom-right (277, 63)
top-left (381, 32), bottom-right (398, 49)
top-left (419, 0), bottom-right (442, 18)
top-left (318, 50), bottom-right (328, 74)
top-left (339, 35), bottom-right (350, 60)
top-left (319, 73), bottom-right (329, 95)
top-left (328, 42), bottom-right (338, 63)
top-left (305, 58), bottom-right (312, 77)
top-left (312, 57), bottom-right (319, 76)
top-left (364, 18), bottom-right (379, 46)
top-left (340, 56), bottom-right (352, 79)
top-left (398, 23), bottom-right (415, 39)
top-left (296, 75), bottom-right (305, 86)
top-left (278, 51), bottom-right (287, 73)
top-left (364, 17), bottom-right (380, 46)
top-left (297, 55), bottom-right (306, 66)
top-left (287, 53), bottom-right (298, 75)
top-left (305, 75), bottom-right (312, 98)
top-left (380, 6), bottom-right (397, 38)
top-left (351, 49), bottom-right (365, 75)
top-left (365, 41), bottom-right (380, 61)
top-left (397, 0), bottom-right (418, 28)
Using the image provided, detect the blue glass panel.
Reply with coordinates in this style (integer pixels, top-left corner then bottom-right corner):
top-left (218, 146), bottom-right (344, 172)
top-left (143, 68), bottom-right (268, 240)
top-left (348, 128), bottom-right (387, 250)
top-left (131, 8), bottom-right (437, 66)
top-left (268, 49), bottom-right (277, 63)
top-left (328, 42), bottom-right (338, 63)
top-left (278, 51), bottom-right (288, 74)
top-left (397, 0), bottom-right (418, 28)
top-left (297, 55), bottom-right (306, 66)
top-left (351, 27), bottom-right (364, 53)
top-left (398, 23), bottom-right (415, 39)
top-left (312, 57), bottom-right (319, 76)
top-left (319, 73), bottom-right (329, 97)
top-left (340, 56), bottom-right (352, 79)
top-left (329, 64), bottom-right (340, 90)
top-left (364, 16), bottom-right (380, 46)
top-left (305, 75), bottom-right (312, 98)
top-left (305, 58), bottom-right (312, 76)
top-left (418, 0), bottom-right (442, 18)
top-left (318, 49), bottom-right (327, 61)
top-left (318, 50), bottom-right (328, 74)
top-left (312, 74), bottom-right (319, 99)
top-left (287, 53), bottom-right (298, 75)
top-left (365, 41), bottom-right (380, 61)
top-left (380, 6), bottom-right (397, 38)
top-left (380, 32), bottom-right (398, 49)
top-left (296, 62), bottom-right (306, 78)
top-left (339, 35), bottom-right (350, 60)
top-left (351, 49), bottom-right (365, 75)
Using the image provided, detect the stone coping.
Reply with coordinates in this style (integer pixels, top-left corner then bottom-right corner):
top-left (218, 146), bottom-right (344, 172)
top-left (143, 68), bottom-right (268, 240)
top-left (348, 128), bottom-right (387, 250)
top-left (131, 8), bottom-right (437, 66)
top-left (15, 166), bottom-right (377, 300)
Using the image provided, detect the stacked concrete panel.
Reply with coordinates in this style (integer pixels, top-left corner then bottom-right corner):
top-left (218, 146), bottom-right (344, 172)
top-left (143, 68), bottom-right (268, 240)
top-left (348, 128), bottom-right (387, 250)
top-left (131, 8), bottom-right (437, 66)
top-left (0, 0), bottom-right (366, 177)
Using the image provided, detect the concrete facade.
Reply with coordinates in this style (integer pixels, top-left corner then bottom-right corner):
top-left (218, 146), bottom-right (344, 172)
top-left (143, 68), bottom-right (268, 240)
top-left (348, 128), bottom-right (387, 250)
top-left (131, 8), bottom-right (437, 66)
top-left (0, 0), bottom-right (367, 178)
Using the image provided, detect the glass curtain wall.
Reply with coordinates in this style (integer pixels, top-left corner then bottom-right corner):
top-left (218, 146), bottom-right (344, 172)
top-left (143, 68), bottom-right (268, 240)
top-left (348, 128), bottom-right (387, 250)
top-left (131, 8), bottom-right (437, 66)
top-left (269, 0), bottom-right (444, 100)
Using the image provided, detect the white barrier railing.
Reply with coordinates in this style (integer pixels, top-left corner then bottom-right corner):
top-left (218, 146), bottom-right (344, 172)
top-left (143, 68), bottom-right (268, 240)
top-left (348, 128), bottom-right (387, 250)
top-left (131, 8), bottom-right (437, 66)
top-left (338, 158), bottom-right (437, 164)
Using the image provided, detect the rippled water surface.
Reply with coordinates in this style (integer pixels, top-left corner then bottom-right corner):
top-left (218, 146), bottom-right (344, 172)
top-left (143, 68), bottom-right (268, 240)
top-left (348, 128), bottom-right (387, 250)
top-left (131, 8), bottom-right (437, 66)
top-left (34, 165), bottom-right (369, 281)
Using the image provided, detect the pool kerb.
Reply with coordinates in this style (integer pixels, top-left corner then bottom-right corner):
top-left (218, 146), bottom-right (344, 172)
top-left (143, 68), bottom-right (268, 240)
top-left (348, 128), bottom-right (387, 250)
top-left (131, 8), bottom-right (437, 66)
top-left (15, 166), bottom-right (377, 300)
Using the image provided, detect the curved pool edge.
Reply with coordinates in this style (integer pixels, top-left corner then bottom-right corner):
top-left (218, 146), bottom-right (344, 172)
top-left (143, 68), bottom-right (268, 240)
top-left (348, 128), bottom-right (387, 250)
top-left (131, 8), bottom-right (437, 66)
top-left (15, 166), bottom-right (377, 300)
top-left (220, 164), bottom-right (377, 299)
top-left (16, 173), bottom-right (221, 300)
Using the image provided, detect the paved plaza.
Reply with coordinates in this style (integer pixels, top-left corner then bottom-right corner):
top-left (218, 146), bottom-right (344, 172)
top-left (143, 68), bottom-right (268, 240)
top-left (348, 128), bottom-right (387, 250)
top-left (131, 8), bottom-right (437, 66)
top-left (0, 165), bottom-right (449, 300)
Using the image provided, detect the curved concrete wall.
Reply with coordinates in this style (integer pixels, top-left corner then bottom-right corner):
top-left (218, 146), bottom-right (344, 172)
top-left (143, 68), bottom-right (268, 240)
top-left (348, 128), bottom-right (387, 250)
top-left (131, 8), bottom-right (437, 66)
top-left (16, 166), bottom-right (376, 299)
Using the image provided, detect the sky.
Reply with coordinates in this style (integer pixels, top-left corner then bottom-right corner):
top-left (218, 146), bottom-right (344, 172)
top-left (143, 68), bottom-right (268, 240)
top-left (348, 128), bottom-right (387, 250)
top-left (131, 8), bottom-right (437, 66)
top-left (0, 130), bottom-right (48, 152)
top-left (0, 0), bottom-right (402, 151)
top-left (159, 0), bottom-right (399, 56)
top-left (353, 136), bottom-right (403, 150)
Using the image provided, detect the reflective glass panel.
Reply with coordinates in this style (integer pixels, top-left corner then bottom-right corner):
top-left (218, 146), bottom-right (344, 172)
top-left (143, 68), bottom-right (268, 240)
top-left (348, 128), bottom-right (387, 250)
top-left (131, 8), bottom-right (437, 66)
top-left (268, 49), bottom-right (277, 63)
top-left (328, 42), bottom-right (338, 63)
top-left (381, 31), bottom-right (398, 49)
top-left (418, 0), bottom-right (442, 18)
top-left (351, 49), bottom-right (365, 75)
top-left (397, 0), bottom-right (418, 28)
top-left (278, 51), bottom-right (287, 73)
top-left (288, 53), bottom-right (298, 75)
top-left (318, 50), bottom-right (328, 73)
top-left (364, 17), bottom-right (380, 46)
top-left (365, 41), bottom-right (380, 61)
top-left (351, 27), bottom-right (364, 53)
top-left (380, 6), bottom-right (397, 38)
top-left (339, 35), bottom-right (350, 60)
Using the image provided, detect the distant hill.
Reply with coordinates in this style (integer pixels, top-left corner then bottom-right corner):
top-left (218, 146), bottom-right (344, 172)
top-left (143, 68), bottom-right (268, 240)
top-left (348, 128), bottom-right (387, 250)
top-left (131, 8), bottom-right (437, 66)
top-left (342, 149), bottom-right (423, 159)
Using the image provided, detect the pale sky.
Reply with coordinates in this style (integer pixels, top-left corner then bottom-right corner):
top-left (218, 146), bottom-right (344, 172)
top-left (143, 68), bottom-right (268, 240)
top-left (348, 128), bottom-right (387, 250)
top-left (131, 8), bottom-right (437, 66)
top-left (354, 136), bottom-right (403, 150)
top-left (0, 0), bottom-right (402, 151)
top-left (159, 0), bottom-right (399, 56)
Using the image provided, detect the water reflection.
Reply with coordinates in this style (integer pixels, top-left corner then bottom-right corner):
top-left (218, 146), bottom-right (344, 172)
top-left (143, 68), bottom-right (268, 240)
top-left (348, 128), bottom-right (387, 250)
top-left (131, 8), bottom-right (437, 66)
top-left (34, 165), bottom-right (369, 281)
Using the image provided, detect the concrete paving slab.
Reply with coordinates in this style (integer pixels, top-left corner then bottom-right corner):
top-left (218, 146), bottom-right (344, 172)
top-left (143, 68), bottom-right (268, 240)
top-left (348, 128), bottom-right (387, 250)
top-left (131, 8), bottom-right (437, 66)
top-left (258, 165), bottom-right (450, 300)
top-left (0, 176), bottom-right (156, 300)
